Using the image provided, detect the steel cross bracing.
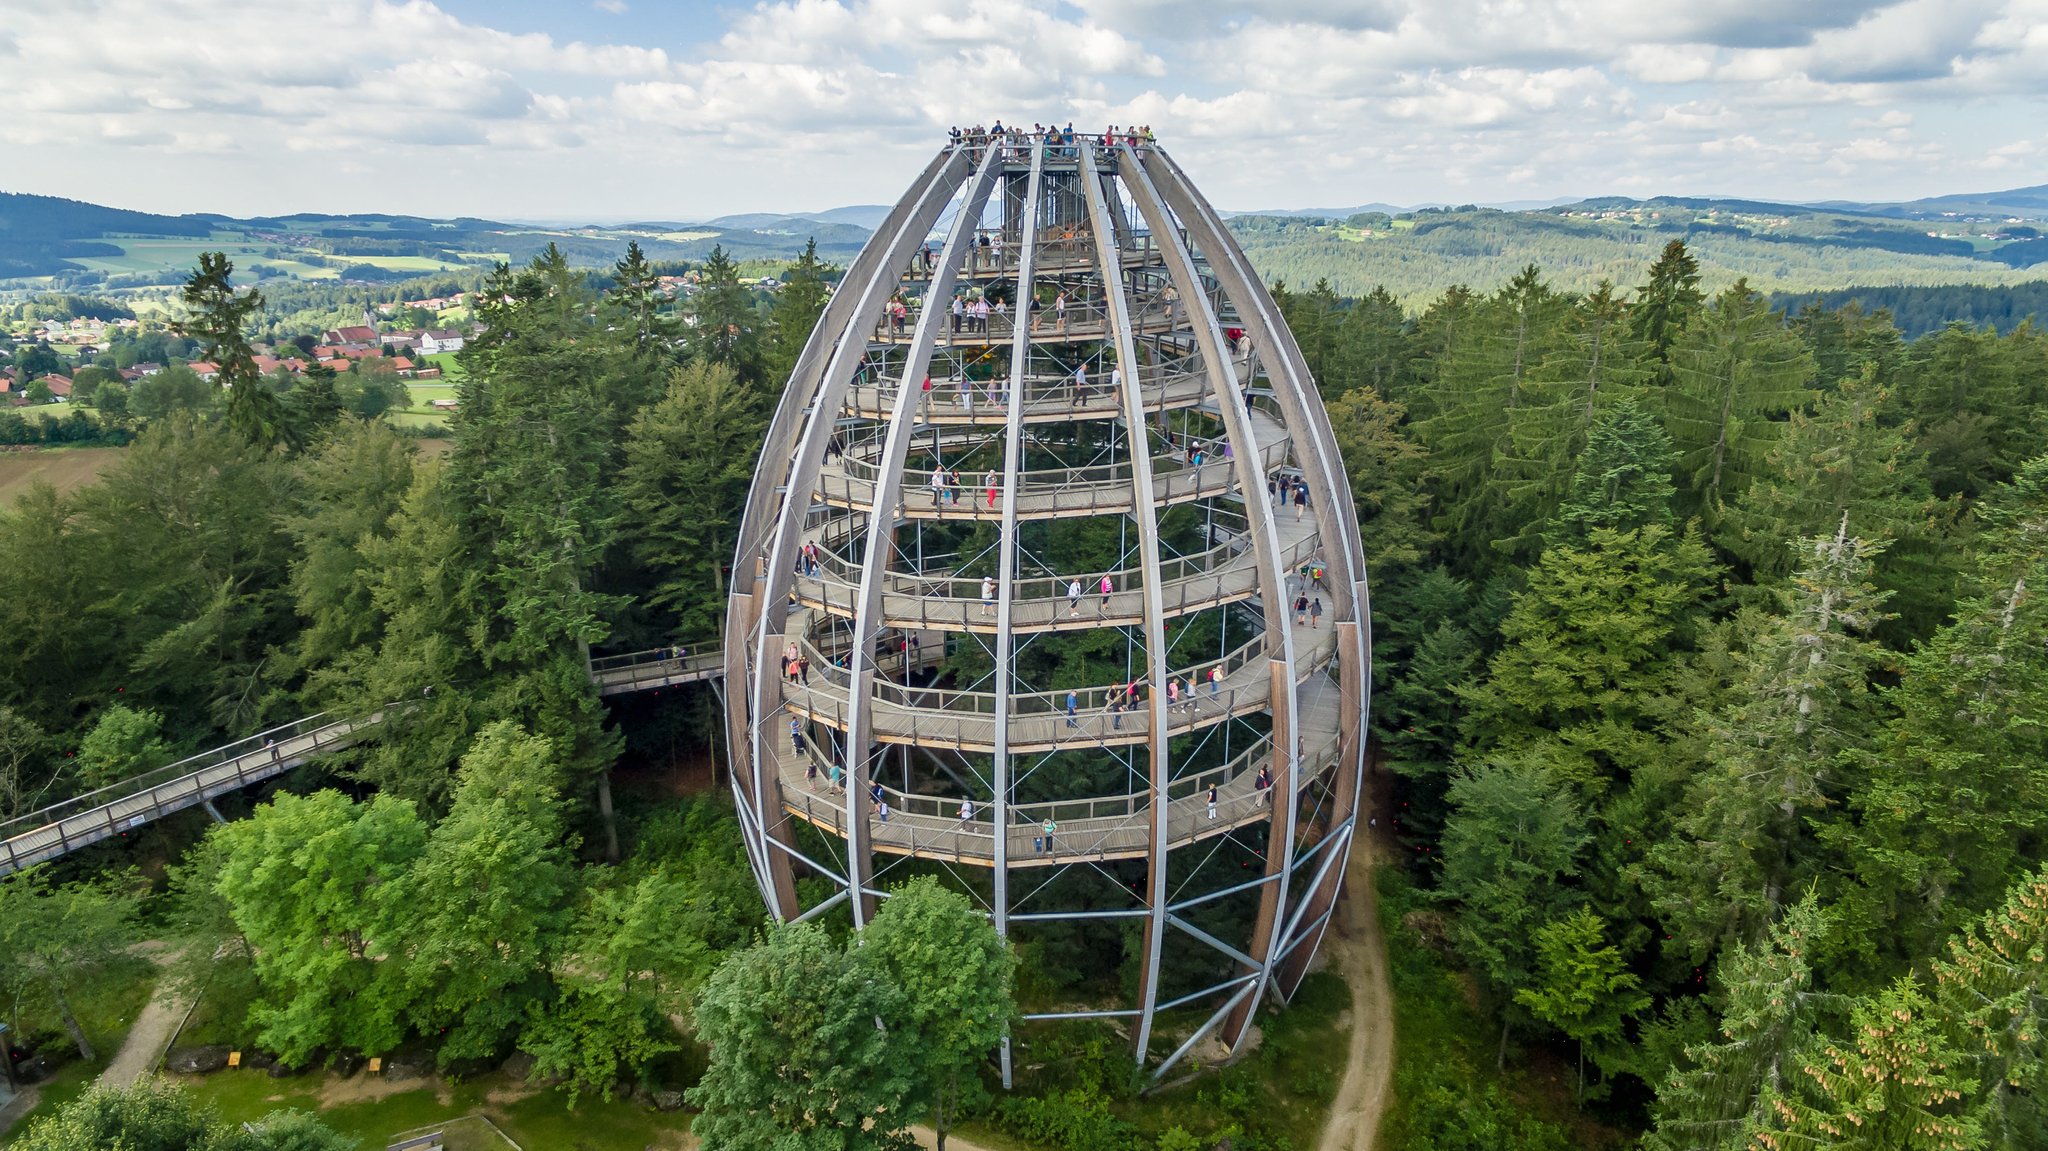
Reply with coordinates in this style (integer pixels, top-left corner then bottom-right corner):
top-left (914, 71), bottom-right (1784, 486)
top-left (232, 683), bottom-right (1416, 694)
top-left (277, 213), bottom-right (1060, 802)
top-left (725, 134), bottom-right (1372, 1083)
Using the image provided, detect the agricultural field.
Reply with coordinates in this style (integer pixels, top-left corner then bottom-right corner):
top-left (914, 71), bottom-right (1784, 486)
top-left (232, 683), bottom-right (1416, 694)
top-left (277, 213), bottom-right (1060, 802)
top-left (0, 445), bottom-right (126, 506)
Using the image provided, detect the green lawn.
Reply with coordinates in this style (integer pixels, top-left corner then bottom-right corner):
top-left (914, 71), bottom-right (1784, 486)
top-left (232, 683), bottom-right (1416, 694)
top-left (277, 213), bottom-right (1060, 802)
top-left (397, 382), bottom-right (458, 412)
top-left (173, 1065), bottom-right (690, 1151)
top-left (345, 255), bottom-right (476, 273)
top-left (1, 959), bottom-right (161, 1145)
top-left (383, 411), bottom-right (452, 434)
top-left (418, 352), bottom-right (464, 379)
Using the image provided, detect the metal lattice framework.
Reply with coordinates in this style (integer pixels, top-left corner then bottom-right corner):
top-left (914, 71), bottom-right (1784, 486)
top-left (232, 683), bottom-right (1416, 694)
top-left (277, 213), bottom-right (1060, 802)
top-left (723, 134), bottom-right (1370, 1080)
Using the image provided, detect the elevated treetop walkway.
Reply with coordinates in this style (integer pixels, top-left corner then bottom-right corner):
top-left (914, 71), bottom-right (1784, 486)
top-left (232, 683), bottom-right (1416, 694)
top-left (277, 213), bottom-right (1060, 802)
top-left (0, 646), bottom-right (717, 877)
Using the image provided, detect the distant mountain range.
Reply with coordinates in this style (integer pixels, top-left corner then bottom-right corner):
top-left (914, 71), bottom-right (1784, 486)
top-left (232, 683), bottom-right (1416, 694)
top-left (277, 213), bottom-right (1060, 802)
top-left (3, 184), bottom-right (2045, 312)
top-left (1226, 198), bottom-right (1579, 218)
top-left (0, 191), bottom-right (877, 287)
top-left (1228, 185), bottom-right (2048, 223)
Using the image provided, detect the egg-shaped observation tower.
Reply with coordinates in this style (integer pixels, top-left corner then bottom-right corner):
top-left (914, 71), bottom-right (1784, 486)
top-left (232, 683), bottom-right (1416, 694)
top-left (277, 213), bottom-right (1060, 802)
top-left (723, 133), bottom-right (1369, 1080)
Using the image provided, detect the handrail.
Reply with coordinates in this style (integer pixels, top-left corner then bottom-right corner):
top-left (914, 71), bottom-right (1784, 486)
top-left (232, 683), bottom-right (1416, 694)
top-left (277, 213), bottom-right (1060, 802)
top-left (0, 710), bottom-right (343, 844)
top-left (779, 720), bottom-right (1345, 863)
top-left (0, 710), bottom-right (386, 877)
top-left (1, 645), bottom-right (745, 875)
top-left (839, 363), bottom-right (1212, 422)
top-left (589, 646), bottom-right (726, 677)
top-left (793, 532), bottom-right (1321, 631)
top-left (793, 630), bottom-right (1269, 717)
top-left (810, 436), bottom-right (1289, 519)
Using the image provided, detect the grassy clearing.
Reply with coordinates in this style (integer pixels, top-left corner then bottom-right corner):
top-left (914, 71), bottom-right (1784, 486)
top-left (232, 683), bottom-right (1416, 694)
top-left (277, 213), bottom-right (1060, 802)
top-left (172, 1065), bottom-right (689, 1151)
top-left (987, 972), bottom-right (1350, 1151)
top-left (396, 382), bottom-right (458, 414)
top-left (1, 958), bottom-right (161, 1142)
top-left (418, 351), bottom-right (464, 379)
top-left (383, 411), bottom-right (452, 434)
top-left (0, 446), bottom-right (127, 506)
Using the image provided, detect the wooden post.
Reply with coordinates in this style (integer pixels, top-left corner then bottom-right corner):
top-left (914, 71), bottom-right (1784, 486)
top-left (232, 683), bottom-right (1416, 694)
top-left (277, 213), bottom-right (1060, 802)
top-left (1275, 621), bottom-right (1363, 996)
top-left (1223, 658), bottom-right (1293, 1047)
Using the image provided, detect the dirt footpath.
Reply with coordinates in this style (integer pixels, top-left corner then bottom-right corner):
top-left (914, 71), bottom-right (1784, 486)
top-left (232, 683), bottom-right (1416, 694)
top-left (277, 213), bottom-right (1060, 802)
top-left (97, 985), bottom-right (189, 1089)
top-left (1316, 820), bottom-right (1395, 1151)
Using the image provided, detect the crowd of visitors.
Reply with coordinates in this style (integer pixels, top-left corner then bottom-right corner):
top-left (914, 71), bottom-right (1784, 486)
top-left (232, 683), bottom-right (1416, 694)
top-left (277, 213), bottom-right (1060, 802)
top-left (947, 121), bottom-right (1156, 160)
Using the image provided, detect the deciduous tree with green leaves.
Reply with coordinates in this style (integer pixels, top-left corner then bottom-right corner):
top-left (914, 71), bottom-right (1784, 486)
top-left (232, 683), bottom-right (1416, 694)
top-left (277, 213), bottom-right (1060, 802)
top-left (689, 922), bottom-right (922, 1151)
top-left (0, 866), bottom-right (141, 1061)
top-left (12, 1079), bottom-right (357, 1151)
top-left (74, 703), bottom-right (172, 790)
top-left (1516, 907), bottom-right (1649, 1100)
top-left (863, 878), bottom-right (1018, 1151)
top-left (213, 790), bottom-right (427, 1064)
top-left (403, 721), bottom-right (574, 1064)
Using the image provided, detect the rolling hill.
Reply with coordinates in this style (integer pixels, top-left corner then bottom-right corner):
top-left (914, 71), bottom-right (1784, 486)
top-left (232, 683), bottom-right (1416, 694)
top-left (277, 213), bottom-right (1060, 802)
top-left (5, 183), bottom-right (2046, 325)
top-left (0, 193), bottom-right (875, 291)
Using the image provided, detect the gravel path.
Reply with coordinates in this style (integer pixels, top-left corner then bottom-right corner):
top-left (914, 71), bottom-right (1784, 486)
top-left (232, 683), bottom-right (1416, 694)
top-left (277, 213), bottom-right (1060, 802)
top-left (1317, 813), bottom-right (1396, 1151)
top-left (98, 948), bottom-right (189, 1090)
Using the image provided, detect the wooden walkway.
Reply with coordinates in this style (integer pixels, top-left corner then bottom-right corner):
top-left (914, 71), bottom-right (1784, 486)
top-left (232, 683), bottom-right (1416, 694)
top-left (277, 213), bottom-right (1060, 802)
top-left (0, 712), bottom-right (383, 876)
top-left (0, 644), bottom-right (722, 877)
top-left (776, 670), bottom-right (1346, 866)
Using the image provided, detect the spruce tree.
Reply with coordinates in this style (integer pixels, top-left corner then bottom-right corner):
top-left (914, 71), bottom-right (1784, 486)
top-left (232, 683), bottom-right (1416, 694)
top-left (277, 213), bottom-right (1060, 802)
top-left (688, 245), bottom-right (764, 385)
top-left (1502, 281), bottom-right (1651, 553)
top-left (1828, 457), bottom-right (2048, 967)
top-left (1335, 285), bottom-right (1412, 399)
top-left (597, 239), bottom-right (680, 418)
top-left (618, 361), bottom-right (766, 640)
top-left (1736, 364), bottom-right (1955, 640)
top-left (176, 252), bottom-right (290, 448)
top-left (1650, 520), bottom-right (1891, 956)
top-left (767, 238), bottom-right (832, 389)
top-left (1417, 266), bottom-right (1569, 564)
top-left (1548, 398), bottom-right (1678, 544)
top-left (1757, 977), bottom-right (1979, 1151)
top-left (1631, 239), bottom-right (1705, 381)
top-left (1647, 896), bottom-right (1838, 1151)
top-left (1898, 322), bottom-right (2033, 498)
top-left (1931, 870), bottom-right (2048, 1149)
top-left (1663, 280), bottom-right (1815, 530)
top-left (1326, 384), bottom-right (1435, 573)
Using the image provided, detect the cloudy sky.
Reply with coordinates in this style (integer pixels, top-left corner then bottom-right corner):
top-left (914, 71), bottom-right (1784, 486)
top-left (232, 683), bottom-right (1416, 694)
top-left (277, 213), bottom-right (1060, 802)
top-left (3, 0), bottom-right (2045, 221)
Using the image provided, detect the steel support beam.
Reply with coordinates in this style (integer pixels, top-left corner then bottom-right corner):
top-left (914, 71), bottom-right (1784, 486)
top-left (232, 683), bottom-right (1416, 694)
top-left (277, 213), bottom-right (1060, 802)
top-left (1079, 146), bottom-right (1175, 1067)
top-left (841, 143), bottom-right (1005, 927)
